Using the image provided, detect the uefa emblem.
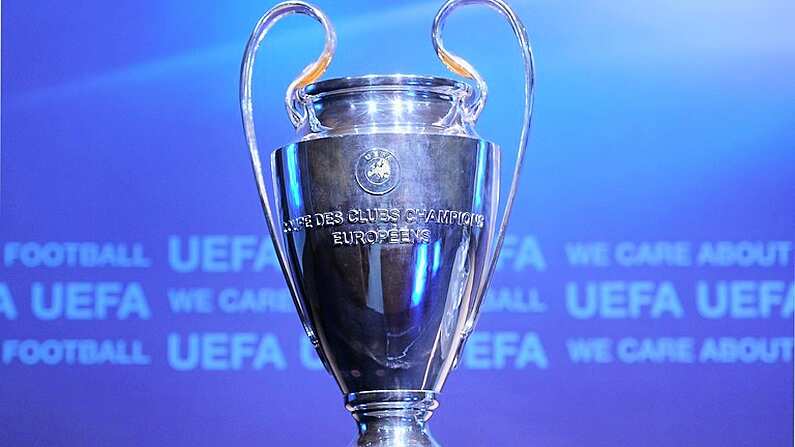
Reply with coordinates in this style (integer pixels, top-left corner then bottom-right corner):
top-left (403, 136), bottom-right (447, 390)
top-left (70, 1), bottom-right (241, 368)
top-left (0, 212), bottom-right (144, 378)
top-left (355, 148), bottom-right (400, 195)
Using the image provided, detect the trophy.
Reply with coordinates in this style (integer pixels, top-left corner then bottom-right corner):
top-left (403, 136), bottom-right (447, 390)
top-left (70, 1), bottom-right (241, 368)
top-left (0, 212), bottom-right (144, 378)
top-left (240, 1), bottom-right (534, 445)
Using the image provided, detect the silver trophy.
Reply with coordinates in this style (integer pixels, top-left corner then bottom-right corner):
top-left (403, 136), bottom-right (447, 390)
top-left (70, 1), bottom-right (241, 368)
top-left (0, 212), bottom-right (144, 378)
top-left (240, 1), bottom-right (534, 445)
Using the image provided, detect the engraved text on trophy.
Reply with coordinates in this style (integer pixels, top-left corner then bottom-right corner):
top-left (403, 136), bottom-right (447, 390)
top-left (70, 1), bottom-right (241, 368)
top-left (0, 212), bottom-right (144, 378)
top-left (283, 207), bottom-right (486, 247)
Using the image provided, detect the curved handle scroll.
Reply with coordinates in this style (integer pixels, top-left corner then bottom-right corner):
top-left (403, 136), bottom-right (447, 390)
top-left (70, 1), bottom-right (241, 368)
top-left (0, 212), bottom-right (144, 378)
top-left (432, 2), bottom-right (488, 121)
top-left (241, 1), bottom-right (336, 128)
top-left (433, 0), bottom-right (536, 340)
top-left (240, 2), bottom-right (336, 356)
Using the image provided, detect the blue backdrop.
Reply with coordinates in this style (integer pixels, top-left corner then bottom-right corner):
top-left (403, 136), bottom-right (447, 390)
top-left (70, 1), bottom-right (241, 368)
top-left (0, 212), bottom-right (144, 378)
top-left (2, 1), bottom-right (793, 446)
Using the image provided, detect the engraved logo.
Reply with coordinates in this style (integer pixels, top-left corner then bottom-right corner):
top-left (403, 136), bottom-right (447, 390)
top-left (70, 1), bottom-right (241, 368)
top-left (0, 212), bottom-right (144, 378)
top-left (355, 148), bottom-right (400, 195)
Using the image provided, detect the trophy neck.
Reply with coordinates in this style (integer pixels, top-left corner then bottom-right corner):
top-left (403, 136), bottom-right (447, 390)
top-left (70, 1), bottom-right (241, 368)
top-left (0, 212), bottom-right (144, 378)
top-left (346, 390), bottom-right (441, 447)
top-left (296, 74), bottom-right (478, 140)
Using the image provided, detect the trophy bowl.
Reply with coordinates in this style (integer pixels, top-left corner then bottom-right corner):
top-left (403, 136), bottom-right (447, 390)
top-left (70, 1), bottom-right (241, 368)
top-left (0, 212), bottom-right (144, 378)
top-left (240, 1), bottom-right (534, 445)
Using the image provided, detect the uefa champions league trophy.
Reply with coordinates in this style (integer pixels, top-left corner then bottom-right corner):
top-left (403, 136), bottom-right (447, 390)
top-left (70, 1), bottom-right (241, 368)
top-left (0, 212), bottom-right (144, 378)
top-left (240, 1), bottom-right (534, 445)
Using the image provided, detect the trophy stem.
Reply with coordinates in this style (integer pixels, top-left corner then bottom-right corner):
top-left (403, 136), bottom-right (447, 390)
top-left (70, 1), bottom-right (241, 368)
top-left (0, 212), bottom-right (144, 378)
top-left (345, 390), bottom-right (441, 447)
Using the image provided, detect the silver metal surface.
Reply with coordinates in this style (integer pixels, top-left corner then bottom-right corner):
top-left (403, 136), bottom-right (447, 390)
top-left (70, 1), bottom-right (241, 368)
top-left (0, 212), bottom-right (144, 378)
top-left (275, 132), bottom-right (497, 445)
top-left (239, 1), bottom-right (535, 445)
top-left (296, 74), bottom-right (476, 140)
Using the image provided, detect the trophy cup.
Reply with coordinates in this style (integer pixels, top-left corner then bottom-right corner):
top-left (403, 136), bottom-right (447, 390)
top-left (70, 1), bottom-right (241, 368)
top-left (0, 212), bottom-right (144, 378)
top-left (240, 1), bottom-right (534, 445)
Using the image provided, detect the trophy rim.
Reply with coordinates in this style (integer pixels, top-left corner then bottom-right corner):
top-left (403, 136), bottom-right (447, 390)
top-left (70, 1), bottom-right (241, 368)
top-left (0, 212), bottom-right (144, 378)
top-left (301, 74), bottom-right (472, 98)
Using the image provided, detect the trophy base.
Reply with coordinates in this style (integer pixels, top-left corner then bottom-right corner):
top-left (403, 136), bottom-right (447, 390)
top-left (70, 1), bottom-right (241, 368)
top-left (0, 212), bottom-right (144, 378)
top-left (345, 390), bottom-right (441, 447)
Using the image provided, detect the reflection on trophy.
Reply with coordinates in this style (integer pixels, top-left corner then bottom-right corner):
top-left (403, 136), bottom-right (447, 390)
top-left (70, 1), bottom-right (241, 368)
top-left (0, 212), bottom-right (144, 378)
top-left (240, 1), bottom-right (534, 445)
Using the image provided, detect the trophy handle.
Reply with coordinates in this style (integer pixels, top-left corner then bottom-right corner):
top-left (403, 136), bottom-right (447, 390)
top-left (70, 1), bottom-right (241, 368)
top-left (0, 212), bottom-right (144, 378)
top-left (240, 2), bottom-right (336, 356)
top-left (432, 0), bottom-right (536, 342)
